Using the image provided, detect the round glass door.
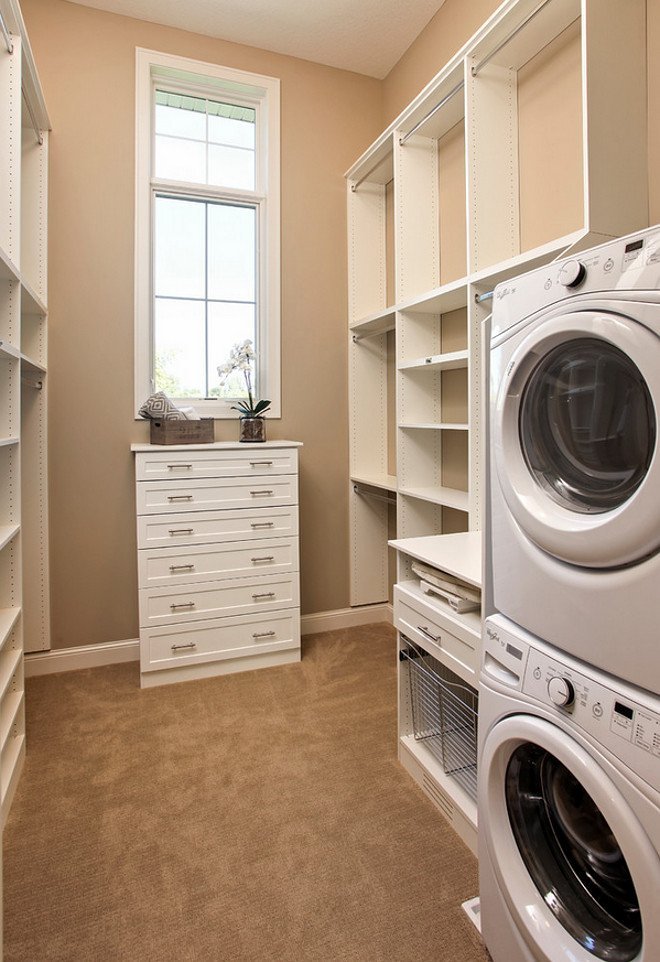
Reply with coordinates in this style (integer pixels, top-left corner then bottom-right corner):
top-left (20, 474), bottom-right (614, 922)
top-left (519, 338), bottom-right (655, 514)
top-left (506, 743), bottom-right (642, 962)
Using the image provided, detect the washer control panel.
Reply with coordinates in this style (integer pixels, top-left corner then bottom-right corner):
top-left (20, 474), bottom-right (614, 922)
top-left (484, 616), bottom-right (660, 791)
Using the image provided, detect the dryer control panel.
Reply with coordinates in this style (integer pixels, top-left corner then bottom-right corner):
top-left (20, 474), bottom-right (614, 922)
top-left (484, 616), bottom-right (660, 792)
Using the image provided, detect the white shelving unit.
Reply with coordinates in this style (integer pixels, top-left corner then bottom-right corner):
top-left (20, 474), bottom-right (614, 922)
top-left (346, 0), bottom-right (647, 602)
top-left (346, 0), bottom-right (647, 842)
top-left (0, 0), bottom-right (51, 843)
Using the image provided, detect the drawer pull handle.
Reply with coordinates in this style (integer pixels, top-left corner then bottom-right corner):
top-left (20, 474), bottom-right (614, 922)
top-left (250, 489), bottom-right (274, 496)
top-left (170, 602), bottom-right (195, 610)
top-left (249, 461), bottom-right (273, 466)
top-left (251, 556), bottom-right (275, 563)
top-left (252, 630), bottom-right (276, 639)
top-left (171, 642), bottom-right (196, 651)
top-left (169, 564), bottom-right (195, 571)
top-left (169, 528), bottom-right (194, 536)
top-left (418, 625), bottom-right (441, 644)
top-left (252, 592), bottom-right (275, 600)
top-left (167, 464), bottom-right (193, 470)
top-left (250, 521), bottom-right (274, 529)
top-left (168, 495), bottom-right (193, 502)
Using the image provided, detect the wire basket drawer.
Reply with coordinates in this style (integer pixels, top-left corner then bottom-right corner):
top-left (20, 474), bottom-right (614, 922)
top-left (401, 636), bottom-right (478, 801)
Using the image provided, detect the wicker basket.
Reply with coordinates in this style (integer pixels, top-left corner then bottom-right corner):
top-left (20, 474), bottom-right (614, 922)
top-left (149, 418), bottom-right (214, 445)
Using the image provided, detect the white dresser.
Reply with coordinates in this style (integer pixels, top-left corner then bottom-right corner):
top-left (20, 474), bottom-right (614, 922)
top-left (132, 441), bottom-right (302, 688)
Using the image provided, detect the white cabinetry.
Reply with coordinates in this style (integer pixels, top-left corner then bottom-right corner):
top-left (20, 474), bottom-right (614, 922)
top-left (132, 441), bottom-right (302, 688)
top-left (0, 0), bottom-right (50, 842)
top-left (346, 0), bottom-right (647, 606)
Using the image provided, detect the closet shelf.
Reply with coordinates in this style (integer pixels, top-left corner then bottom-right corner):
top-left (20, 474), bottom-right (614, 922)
top-left (398, 485), bottom-right (469, 513)
top-left (398, 350), bottom-right (468, 373)
top-left (350, 472), bottom-right (397, 493)
top-left (389, 532), bottom-right (481, 588)
top-left (0, 525), bottom-right (20, 553)
top-left (21, 279), bottom-right (47, 316)
top-left (350, 306), bottom-right (396, 338)
top-left (20, 353), bottom-right (46, 375)
top-left (0, 609), bottom-right (21, 651)
top-left (400, 422), bottom-right (468, 431)
top-left (0, 245), bottom-right (20, 284)
top-left (0, 342), bottom-right (20, 362)
top-left (396, 276), bottom-right (468, 316)
top-left (0, 691), bottom-right (24, 753)
top-left (0, 649), bottom-right (21, 703)
top-left (0, 438), bottom-right (19, 449)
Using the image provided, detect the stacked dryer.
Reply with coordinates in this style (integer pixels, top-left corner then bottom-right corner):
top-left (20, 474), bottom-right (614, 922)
top-left (480, 227), bottom-right (660, 962)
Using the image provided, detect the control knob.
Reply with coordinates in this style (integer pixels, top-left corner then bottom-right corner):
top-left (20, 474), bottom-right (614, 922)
top-left (559, 259), bottom-right (586, 288)
top-left (548, 676), bottom-right (575, 708)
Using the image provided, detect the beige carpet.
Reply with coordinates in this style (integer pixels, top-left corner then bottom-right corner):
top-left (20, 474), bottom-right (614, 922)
top-left (4, 624), bottom-right (489, 962)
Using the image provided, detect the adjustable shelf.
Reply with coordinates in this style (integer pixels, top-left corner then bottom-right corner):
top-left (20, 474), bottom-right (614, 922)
top-left (398, 485), bottom-right (469, 513)
top-left (350, 472), bottom-right (397, 493)
top-left (398, 350), bottom-right (468, 373)
top-left (350, 306), bottom-right (396, 339)
top-left (0, 607), bottom-right (20, 650)
top-left (0, 246), bottom-right (20, 284)
top-left (20, 351), bottom-right (46, 375)
top-left (0, 525), bottom-right (19, 553)
top-left (20, 277), bottom-right (46, 316)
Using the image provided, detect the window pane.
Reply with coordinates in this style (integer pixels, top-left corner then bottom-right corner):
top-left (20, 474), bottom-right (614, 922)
top-left (155, 135), bottom-right (206, 183)
top-left (154, 298), bottom-right (206, 397)
top-left (208, 112), bottom-right (255, 149)
top-left (208, 203), bottom-right (256, 302)
top-left (207, 302), bottom-right (256, 398)
top-left (154, 196), bottom-right (205, 299)
top-left (208, 144), bottom-right (255, 191)
top-left (155, 102), bottom-right (206, 141)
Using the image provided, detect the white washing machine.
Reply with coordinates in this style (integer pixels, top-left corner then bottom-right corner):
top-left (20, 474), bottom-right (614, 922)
top-left (479, 613), bottom-right (660, 962)
top-left (489, 226), bottom-right (660, 695)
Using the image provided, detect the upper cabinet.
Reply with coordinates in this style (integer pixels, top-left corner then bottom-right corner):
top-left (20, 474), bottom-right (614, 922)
top-left (346, 0), bottom-right (647, 607)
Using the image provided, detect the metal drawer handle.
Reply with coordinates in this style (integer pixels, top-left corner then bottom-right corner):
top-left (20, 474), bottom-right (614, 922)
top-left (170, 602), bottom-right (195, 610)
top-left (250, 489), bottom-right (274, 496)
top-left (252, 630), bottom-right (276, 639)
top-left (169, 564), bottom-right (195, 571)
top-left (249, 461), bottom-right (273, 466)
top-left (251, 556), bottom-right (275, 563)
top-left (167, 464), bottom-right (193, 470)
top-left (169, 528), bottom-right (194, 536)
top-left (168, 495), bottom-right (193, 502)
top-left (250, 521), bottom-right (274, 529)
top-left (171, 642), bottom-right (196, 651)
top-left (418, 625), bottom-right (441, 644)
top-left (252, 592), bottom-right (275, 600)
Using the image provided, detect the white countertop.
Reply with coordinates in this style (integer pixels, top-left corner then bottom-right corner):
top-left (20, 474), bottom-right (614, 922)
top-left (131, 440), bottom-right (303, 452)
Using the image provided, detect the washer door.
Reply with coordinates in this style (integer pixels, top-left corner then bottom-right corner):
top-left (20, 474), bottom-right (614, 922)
top-left (494, 311), bottom-right (659, 567)
top-left (480, 714), bottom-right (660, 962)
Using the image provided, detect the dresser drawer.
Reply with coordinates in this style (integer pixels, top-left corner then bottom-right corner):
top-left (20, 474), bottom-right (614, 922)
top-left (137, 506), bottom-right (299, 549)
top-left (138, 538), bottom-right (298, 588)
top-left (394, 585), bottom-right (478, 686)
top-left (139, 573), bottom-right (300, 627)
top-left (141, 609), bottom-right (301, 672)
top-left (136, 475), bottom-right (298, 515)
top-left (135, 448), bottom-right (298, 481)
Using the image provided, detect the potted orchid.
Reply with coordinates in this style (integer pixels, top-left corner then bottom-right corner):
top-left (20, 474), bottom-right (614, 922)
top-left (217, 340), bottom-right (271, 443)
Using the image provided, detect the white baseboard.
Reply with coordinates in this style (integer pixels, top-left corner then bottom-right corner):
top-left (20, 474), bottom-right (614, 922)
top-left (24, 604), bottom-right (394, 678)
top-left (24, 639), bottom-right (140, 677)
top-left (301, 603), bottom-right (393, 635)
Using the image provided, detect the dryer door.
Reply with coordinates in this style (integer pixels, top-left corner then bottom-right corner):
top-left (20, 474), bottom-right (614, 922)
top-left (493, 310), bottom-right (659, 567)
top-left (480, 714), bottom-right (660, 962)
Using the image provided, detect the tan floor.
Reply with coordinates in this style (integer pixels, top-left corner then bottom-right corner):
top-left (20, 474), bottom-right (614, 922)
top-left (4, 624), bottom-right (489, 962)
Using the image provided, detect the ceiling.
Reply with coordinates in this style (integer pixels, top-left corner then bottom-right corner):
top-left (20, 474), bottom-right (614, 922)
top-left (66, 0), bottom-right (447, 79)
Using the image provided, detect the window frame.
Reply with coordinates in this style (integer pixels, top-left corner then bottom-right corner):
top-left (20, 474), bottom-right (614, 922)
top-left (135, 48), bottom-right (281, 418)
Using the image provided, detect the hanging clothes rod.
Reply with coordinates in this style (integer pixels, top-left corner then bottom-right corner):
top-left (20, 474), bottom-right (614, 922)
top-left (0, 10), bottom-right (13, 54)
top-left (22, 86), bottom-right (44, 145)
top-left (350, 153), bottom-right (391, 193)
top-left (21, 376), bottom-right (43, 390)
top-left (399, 79), bottom-right (465, 146)
top-left (475, 290), bottom-right (494, 303)
top-left (471, 0), bottom-right (555, 77)
top-left (353, 484), bottom-right (396, 506)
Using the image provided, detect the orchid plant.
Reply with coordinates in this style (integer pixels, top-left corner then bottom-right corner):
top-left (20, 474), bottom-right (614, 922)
top-left (217, 340), bottom-right (271, 419)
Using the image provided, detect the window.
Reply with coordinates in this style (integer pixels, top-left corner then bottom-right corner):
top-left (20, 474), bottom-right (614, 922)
top-left (135, 50), bottom-right (281, 417)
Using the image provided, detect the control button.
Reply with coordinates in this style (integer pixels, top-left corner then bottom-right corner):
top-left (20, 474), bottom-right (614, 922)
top-left (548, 676), bottom-right (575, 708)
top-left (603, 257), bottom-right (615, 273)
top-left (559, 259), bottom-right (587, 288)
top-left (533, 666), bottom-right (542, 680)
top-left (592, 702), bottom-right (603, 718)
top-left (544, 278), bottom-right (552, 291)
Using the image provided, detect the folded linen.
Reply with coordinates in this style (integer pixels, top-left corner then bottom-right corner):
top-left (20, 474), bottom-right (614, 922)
top-left (138, 391), bottom-right (186, 420)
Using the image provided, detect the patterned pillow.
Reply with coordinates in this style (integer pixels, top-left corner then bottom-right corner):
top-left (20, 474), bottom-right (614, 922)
top-left (138, 392), bottom-right (186, 420)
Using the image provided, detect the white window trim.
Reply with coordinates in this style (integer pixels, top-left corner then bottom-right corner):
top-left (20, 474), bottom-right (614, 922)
top-left (134, 48), bottom-right (281, 418)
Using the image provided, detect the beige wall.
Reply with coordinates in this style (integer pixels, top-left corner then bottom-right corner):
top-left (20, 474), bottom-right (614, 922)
top-left (22, 0), bottom-right (383, 648)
